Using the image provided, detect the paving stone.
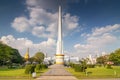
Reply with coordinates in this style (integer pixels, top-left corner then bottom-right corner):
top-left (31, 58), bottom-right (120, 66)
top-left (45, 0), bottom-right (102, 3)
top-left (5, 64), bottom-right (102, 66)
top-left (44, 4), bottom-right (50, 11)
top-left (36, 64), bottom-right (78, 80)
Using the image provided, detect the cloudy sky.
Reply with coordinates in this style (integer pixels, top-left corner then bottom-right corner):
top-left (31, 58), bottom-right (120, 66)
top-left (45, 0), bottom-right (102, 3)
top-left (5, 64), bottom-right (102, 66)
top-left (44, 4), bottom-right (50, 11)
top-left (0, 0), bottom-right (120, 58)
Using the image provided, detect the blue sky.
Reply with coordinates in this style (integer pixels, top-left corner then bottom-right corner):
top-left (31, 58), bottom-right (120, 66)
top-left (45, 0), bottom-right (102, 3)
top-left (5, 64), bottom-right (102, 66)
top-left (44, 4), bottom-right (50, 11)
top-left (0, 0), bottom-right (120, 58)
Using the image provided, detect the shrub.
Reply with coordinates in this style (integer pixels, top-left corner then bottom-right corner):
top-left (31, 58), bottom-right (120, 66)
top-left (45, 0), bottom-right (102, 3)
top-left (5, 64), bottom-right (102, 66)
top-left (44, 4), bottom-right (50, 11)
top-left (69, 63), bottom-right (87, 72)
top-left (25, 65), bottom-right (36, 74)
top-left (74, 64), bottom-right (82, 72)
top-left (81, 65), bottom-right (87, 72)
top-left (87, 64), bottom-right (95, 68)
top-left (69, 63), bottom-right (75, 68)
top-left (96, 64), bottom-right (102, 67)
top-left (64, 62), bottom-right (69, 67)
top-left (35, 64), bottom-right (41, 72)
top-left (106, 64), bottom-right (112, 69)
top-left (41, 64), bottom-right (48, 69)
top-left (74, 64), bottom-right (87, 72)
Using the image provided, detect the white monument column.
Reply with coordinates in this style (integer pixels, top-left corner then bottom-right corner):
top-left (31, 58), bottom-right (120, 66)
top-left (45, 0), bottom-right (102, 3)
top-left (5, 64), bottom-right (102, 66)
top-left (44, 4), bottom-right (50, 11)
top-left (55, 6), bottom-right (64, 64)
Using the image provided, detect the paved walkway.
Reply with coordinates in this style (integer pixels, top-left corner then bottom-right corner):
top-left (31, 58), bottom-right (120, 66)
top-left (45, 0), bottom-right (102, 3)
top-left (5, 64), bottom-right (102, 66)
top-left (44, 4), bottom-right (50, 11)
top-left (36, 64), bottom-right (78, 80)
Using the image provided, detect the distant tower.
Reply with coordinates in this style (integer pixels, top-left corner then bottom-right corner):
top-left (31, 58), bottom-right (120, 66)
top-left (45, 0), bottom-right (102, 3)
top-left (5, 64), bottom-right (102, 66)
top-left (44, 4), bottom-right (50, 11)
top-left (24, 48), bottom-right (30, 61)
top-left (55, 6), bottom-right (64, 64)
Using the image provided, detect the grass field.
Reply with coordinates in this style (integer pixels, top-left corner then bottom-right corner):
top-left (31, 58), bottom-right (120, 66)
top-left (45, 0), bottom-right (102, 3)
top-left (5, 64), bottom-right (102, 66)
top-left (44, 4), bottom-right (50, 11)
top-left (0, 67), bottom-right (48, 80)
top-left (66, 66), bottom-right (120, 79)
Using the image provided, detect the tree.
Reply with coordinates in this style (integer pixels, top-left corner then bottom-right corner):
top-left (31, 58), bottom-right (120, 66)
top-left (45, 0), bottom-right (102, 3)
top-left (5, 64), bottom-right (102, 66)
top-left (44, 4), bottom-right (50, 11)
top-left (79, 58), bottom-right (87, 72)
top-left (96, 55), bottom-right (109, 66)
top-left (0, 42), bottom-right (23, 65)
top-left (33, 52), bottom-right (45, 63)
top-left (109, 48), bottom-right (120, 65)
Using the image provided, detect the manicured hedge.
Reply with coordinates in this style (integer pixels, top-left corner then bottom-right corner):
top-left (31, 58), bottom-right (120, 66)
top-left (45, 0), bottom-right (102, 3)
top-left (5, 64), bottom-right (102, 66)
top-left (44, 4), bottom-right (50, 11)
top-left (106, 64), bottom-right (113, 69)
top-left (87, 64), bottom-right (95, 68)
top-left (25, 65), bottom-right (36, 74)
top-left (25, 64), bottom-right (48, 74)
top-left (69, 63), bottom-right (87, 72)
top-left (35, 64), bottom-right (41, 72)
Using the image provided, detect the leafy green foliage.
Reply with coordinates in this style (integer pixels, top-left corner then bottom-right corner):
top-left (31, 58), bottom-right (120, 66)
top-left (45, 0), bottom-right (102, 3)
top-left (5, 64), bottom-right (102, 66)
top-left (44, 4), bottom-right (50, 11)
top-left (109, 48), bottom-right (120, 65)
top-left (71, 64), bottom-right (87, 72)
top-left (25, 64), bottom-right (48, 74)
top-left (69, 63), bottom-right (75, 68)
top-left (32, 52), bottom-right (45, 63)
top-left (96, 48), bottom-right (120, 66)
top-left (79, 59), bottom-right (87, 72)
top-left (87, 64), bottom-right (95, 68)
top-left (96, 55), bottom-right (109, 66)
top-left (35, 64), bottom-right (41, 72)
top-left (69, 59), bottom-right (87, 72)
top-left (74, 64), bottom-right (83, 72)
top-left (106, 64), bottom-right (112, 69)
top-left (0, 42), bottom-right (23, 66)
top-left (41, 64), bottom-right (48, 69)
top-left (25, 64), bottom-right (36, 74)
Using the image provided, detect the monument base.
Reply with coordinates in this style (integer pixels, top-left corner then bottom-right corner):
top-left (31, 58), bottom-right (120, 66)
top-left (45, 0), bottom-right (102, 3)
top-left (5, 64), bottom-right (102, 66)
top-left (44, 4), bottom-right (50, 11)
top-left (55, 54), bottom-right (64, 65)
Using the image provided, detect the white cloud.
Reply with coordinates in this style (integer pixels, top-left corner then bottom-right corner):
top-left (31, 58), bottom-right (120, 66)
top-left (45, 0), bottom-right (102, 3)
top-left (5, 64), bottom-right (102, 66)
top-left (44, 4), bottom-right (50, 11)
top-left (74, 44), bottom-right (97, 57)
top-left (11, 0), bottom-right (79, 38)
top-left (62, 13), bottom-right (79, 35)
top-left (74, 44), bottom-right (95, 50)
top-left (26, 0), bottom-right (38, 7)
top-left (92, 24), bottom-right (120, 36)
top-left (32, 26), bottom-right (46, 37)
top-left (0, 35), bottom-right (56, 57)
top-left (12, 17), bottom-right (30, 32)
top-left (63, 13), bottom-right (79, 30)
top-left (87, 33), bottom-right (117, 46)
top-left (74, 24), bottom-right (120, 57)
top-left (29, 7), bottom-right (57, 25)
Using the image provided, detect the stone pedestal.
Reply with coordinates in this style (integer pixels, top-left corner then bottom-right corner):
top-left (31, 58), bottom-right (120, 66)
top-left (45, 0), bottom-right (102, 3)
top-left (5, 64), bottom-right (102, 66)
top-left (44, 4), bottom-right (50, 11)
top-left (55, 54), bottom-right (64, 64)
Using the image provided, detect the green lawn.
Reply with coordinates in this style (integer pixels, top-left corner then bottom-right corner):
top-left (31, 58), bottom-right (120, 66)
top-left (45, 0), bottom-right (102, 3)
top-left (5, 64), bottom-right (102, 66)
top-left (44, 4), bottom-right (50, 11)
top-left (0, 67), bottom-right (48, 80)
top-left (66, 66), bottom-right (120, 79)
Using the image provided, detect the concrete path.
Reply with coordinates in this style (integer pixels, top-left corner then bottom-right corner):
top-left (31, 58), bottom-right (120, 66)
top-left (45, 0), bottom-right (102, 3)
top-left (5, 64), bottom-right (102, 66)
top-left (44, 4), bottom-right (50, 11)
top-left (36, 64), bottom-right (78, 80)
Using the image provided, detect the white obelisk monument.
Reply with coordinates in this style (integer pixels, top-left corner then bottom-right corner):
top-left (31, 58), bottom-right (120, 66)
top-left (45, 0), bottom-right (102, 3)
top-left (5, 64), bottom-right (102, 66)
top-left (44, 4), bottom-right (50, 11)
top-left (55, 6), bottom-right (64, 64)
